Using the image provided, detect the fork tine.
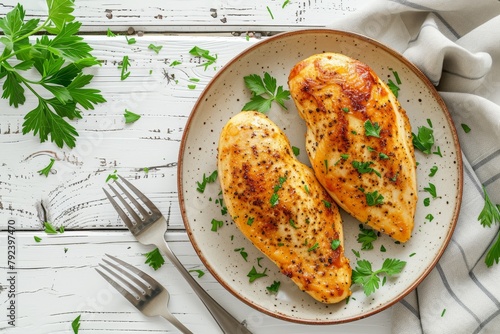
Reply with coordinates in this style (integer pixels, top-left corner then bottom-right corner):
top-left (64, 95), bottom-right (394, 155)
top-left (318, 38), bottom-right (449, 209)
top-left (106, 253), bottom-right (161, 292)
top-left (118, 175), bottom-right (161, 215)
top-left (102, 257), bottom-right (150, 293)
top-left (113, 180), bottom-right (150, 219)
top-left (95, 266), bottom-right (142, 308)
top-left (107, 182), bottom-right (145, 224)
top-left (103, 188), bottom-right (136, 231)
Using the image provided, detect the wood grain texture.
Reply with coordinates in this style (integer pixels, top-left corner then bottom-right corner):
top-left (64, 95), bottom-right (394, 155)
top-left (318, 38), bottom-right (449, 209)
top-left (0, 35), bottom-right (259, 231)
top-left (0, 231), bottom-right (392, 333)
top-left (0, 0), bottom-right (359, 33)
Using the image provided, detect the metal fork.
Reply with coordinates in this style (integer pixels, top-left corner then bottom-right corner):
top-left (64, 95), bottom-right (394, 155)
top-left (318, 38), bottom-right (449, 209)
top-left (96, 254), bottom-right (193, 334)
top-left (103, 175), bottom-right (252, 334)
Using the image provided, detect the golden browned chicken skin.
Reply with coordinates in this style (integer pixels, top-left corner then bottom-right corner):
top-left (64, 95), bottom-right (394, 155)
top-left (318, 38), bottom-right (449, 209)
top-left (218, 111), bottom-right (351, 303)
top-left (288, 53), bottom-right (417, 243)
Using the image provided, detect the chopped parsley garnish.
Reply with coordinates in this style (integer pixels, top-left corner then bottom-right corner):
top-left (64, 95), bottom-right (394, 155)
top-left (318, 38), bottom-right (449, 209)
top-left (107, 28), bottom-right (116, 37)
top-left (247, 266), bottom-right (268, 282)
top-left (270, 173), bottom-right (287, 207)
top-left (307, 242), bottom-right (319, 252)
top-left (44, 221), bottom-right (59, 234)
top-left (247, 217), bottom-right (254, 226)
top-left (461, 123), bottom-right (471, 133)
top-left (379, 152), bottom-right (389, 160)
top-left (266, 280), bottom-right (281, 293)
top-left (210, 218), bottom-right (223, 232)
top-left (342, 107), bottom-right (350, 113)
top-left (304, 184), bottom-right (310, 194)
top-left (478, 187), bottom-right (500, 267)
top-left (364, 120), bottom-right (381, 138)
top-left (144, 247), bottom-right (165, 270)
top-left (412, 124), bottom-right (435, 154)
top-left (234, 248), bottom-right (248, 261)
top-left (188, 84), bottom-right (196, 90)
top-left (106, 170), bottom-right (118, 182)
top-left (119, 55), bottom-right (131, 80)
top-left (423, 198), bottom-right (431, 207)
top-left (387, 79), bottom-right (400, 97)
top-left (424, 183), bottom-right (437, 198)
top-left (409, 252), bottom-right (416, 257)
top-left (352, 258), bottom-right (406, 296)
top-left (289, 219), bottom-right (298, 229)
top-left (357, 225), bottom-right (378, 250)
top-left (331, 239), bottom-right (341, 250)
top-left (292, 146), bottom-right (300, 156)
top-left (380, 245), bottom-right (386, 252)
top-left (429, 165), bottom-right (438, 177)
top-left (433, 146), bottom-right (443, 157)
top-left (34, 236), bottom-right (42, 243)
top-left (257, 257), bottom-right (264, 267)
top-left (125, 36), bottom-right (136, 44)
top-left (38, 158), bottom-right (55, 177)
top-left (72, 315), bottom-right (81, 334)
top-left (324, 159), bottom-right (329, 174)
top-left (441, 308), bottom-right (446, 317)
top-left (124, 109), bottom-right (141, 123)
top-left (352, 249), bottom-right (361, 258)
top-left (196, 170), bottom-right (218, 193)
top-left (282, 0), bottom-right (290, 8)
top-left (392, 70), bottom-right (402, 85)
top-left (425, 213), bottom-right (434, 221)
top-left (189, 46), bottom-right (218, 70)
top-left (266, 6), bottom-right (274, 19)
top-left (189, 269), bottom-right (205, 278)
top-left (148, 43), bottom-right (163, 54)
top-left (170, 60), bottom-right (182, 67)
top-left (341, 154), bottom-right (350, 160)
top-left (322, 200), bottom-right (332, 208)
top-left (242, 72), bottom-right (290, 113)
top-left (352, 160), bottom-right (381, 177)
top-left (366, 190), bottom-right (384, 206)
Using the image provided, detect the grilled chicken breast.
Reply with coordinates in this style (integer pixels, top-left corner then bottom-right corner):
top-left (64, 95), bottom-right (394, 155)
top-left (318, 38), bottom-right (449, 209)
top-left (218, 111), bottom-right (351, 303)
top-left (288, 53), bottom-right (417, 243)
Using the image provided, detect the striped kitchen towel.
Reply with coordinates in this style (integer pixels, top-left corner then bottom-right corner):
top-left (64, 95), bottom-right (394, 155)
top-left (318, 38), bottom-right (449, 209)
top-left (329, 1), bottom-right (500, 333)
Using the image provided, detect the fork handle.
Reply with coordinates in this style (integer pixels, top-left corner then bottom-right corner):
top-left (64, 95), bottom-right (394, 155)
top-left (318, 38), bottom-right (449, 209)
top-left (153, 233), bottom-right (252, 334)
top-left (160, 308), bottom-right (194, 334)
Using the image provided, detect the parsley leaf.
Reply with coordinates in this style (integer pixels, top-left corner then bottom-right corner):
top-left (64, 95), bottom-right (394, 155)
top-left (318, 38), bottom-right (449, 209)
top-left (461, 123), bottom-right (471, 133)
top-left (364, 120), bottom-right (381, 137)
top-left (38, 158), bottom-right (55, 177)
top-left (352, 258), bottom-right (406, 296)
top-left (119, 55), bottom-right (131, 80)
top-left (412, 125), bottom-right (435, 154)
top-left (196, 170), bottom-right (218, 193)
top-left (242, 72), bottom-right (290, 113)
top-left (144, 247), bottom-right (165, 270)
top-left (357, 225), bottom-right (378, 250)
top-left (266, 280), bottom-right (281, 293)
top-left (124, 109), bottom-right (141, 123)
top-left (34, 236), bottom-right (42, 242)
top-left (247, 266), bottom-right (268, 282)
top-left (71, 314), bottom-right (81, 334)
top-left (189, 46), bottom-right (217, 70)
top-left (477, 186), bottom-right (500, 267)
top-left (44, 221), bottom-right (59, 234)
top-left (429, 165), bottom-right (438, 177)
top-left (365, 190), bottom-right (384, 206)
top-left (424, 183), bottom-right (438, 198)
top-left (352, 160), bottom-right (381, 177)
top-left (106, 28), bottom-right (116, 37)
top-left (331, 239), bottom-right (341, 250)
top-left (125, 36), bottom-right (136, 45)
top-left (234, 247), bottom-right (249, 261)
top-left (189, 269), bottom-right (205, 278)
top-left (210, 218), bottom-right (224, 232)
top-left (148, 43), bottom-right (163, 54)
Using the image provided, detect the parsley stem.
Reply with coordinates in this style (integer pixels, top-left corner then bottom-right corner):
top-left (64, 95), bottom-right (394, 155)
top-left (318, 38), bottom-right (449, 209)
top-left (12, 18), bottom-right (51, 44)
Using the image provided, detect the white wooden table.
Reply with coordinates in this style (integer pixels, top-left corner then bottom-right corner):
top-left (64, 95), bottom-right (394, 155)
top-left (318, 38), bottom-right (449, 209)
top-left (0, 1), bottom-right (394, 333)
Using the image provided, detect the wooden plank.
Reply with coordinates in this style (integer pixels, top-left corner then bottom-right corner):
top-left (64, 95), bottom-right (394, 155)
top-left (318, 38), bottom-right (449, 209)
top-left (0, 35), bottom-right (260, 231)
top-left (0, 231), bottom-right (392, 333)
top-left (0, 0), bottom-right (360, 33)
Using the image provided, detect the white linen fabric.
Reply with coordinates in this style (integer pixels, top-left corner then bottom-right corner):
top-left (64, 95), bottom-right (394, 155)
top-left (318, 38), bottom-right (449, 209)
top-left (328, 1), bottom-right (500, 333)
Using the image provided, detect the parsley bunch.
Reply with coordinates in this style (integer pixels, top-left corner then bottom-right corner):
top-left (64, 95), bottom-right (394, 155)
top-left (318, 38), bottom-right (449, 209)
top-left (0, 1), bottom-right (106, 148)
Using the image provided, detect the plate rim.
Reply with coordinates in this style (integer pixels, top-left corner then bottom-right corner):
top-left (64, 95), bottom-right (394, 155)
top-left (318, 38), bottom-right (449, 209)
top-left (177, 28), bottom-right (463, 324)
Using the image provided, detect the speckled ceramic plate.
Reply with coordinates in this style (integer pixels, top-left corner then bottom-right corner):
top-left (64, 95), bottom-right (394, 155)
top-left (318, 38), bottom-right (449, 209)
top-left (177, 29), bottom-right (462, 324)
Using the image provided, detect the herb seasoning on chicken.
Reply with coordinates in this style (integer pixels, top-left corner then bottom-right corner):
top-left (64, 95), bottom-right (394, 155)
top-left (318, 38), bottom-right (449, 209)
top-left (218, 111), bottom-right (351, 303)
top-left (288, 53), bottom-right (417, 242)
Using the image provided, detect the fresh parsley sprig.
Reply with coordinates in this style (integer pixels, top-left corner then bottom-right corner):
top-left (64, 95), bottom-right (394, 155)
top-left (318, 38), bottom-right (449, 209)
top-left (412, 124), bottom-right (435, 154)
top-left (352, 258), bottom-right (406, 296)
top-left (0, 2), bottom-right (106, 148)
top-left (478, 187), bottom-right (500, 267)
top-left (242, 72), bottom-right (290, 113)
